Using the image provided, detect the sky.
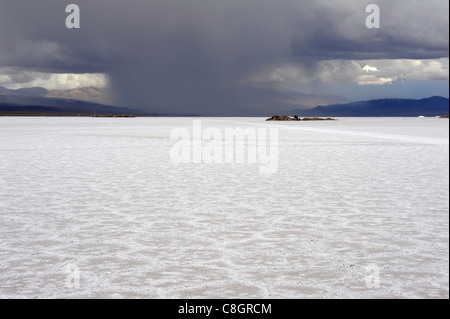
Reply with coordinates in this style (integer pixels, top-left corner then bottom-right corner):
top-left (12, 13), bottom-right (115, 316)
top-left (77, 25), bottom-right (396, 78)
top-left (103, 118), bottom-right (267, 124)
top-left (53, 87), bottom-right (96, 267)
top-left (0, 0), bottom-right (448, 115)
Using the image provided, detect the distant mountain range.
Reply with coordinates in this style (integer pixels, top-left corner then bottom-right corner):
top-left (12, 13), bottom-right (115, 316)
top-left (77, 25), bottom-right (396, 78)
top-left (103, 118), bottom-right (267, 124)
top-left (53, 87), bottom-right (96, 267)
top-left (0, 86), bottom-right (148, 116)
top-left (288, 96), bottom-right (449, 117)
top-left (1, 85), bottom-right (448, 117)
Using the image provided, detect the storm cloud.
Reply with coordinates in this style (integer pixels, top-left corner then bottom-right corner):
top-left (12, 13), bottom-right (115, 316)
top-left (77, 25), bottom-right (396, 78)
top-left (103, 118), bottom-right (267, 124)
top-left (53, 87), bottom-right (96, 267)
top-left (0, 0), bottom-right (448, 115)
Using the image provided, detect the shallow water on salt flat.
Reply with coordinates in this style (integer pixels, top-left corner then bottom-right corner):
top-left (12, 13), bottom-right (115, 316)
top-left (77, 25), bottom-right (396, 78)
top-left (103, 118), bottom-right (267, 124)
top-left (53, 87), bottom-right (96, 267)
top-left (0, 116), bottom-right (448, 298)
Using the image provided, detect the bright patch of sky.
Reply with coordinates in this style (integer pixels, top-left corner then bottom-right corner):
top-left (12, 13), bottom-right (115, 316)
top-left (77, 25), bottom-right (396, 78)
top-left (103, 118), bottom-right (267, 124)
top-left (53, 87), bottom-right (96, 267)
top-left (0, 69), bottom-right (108, 90)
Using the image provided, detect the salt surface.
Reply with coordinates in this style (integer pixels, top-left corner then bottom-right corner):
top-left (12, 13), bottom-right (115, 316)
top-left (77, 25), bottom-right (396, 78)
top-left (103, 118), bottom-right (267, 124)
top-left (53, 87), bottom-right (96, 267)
top-left (0, 117), bottom-right (448, 298)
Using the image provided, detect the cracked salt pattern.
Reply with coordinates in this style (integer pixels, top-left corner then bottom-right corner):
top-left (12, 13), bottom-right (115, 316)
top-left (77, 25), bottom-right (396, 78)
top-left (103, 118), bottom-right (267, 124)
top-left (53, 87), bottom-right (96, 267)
top-left (0, 117), bottom-right (448, 298)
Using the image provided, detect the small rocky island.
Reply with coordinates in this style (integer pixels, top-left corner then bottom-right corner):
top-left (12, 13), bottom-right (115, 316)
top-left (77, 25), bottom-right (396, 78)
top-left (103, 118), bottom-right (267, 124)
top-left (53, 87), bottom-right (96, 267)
top-left (266, 115), bottom-right (336, 121)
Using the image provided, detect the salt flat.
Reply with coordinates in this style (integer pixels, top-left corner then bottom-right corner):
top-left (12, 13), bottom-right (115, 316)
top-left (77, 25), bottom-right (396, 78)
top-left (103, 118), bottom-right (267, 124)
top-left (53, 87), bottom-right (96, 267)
top-left (0, 117), bottom-right (448, 298)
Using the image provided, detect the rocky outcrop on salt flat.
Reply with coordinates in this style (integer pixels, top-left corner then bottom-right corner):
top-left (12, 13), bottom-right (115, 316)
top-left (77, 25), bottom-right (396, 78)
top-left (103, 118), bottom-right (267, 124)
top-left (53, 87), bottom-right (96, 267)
top-left (266, 115), bottom-right (336, 121)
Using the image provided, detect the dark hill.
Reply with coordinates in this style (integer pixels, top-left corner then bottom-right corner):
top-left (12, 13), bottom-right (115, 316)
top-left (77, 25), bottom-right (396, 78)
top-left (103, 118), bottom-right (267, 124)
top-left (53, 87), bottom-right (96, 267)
top-left (0, 90), bottom-right (147, 116)
top-left (289, 96), bottom-right (449, 117)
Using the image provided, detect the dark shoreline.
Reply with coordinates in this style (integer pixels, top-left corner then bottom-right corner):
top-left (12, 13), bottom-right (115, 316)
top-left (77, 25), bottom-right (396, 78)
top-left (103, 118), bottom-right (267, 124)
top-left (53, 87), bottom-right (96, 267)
top-left (0, 112), bottom-right (449, 118)
top-left (0, 112), bottom-right (156, 117)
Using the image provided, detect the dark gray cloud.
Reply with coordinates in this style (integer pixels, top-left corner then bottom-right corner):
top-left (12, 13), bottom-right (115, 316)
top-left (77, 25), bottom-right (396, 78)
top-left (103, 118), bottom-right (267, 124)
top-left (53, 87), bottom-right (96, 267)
top-left (0, 0), bottom-right (448, 115)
